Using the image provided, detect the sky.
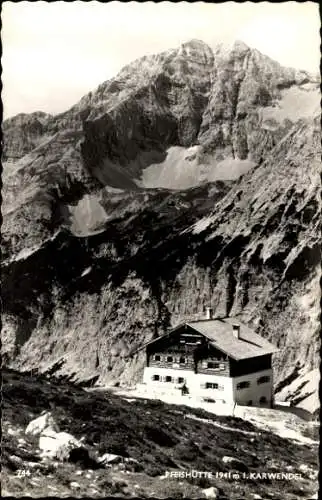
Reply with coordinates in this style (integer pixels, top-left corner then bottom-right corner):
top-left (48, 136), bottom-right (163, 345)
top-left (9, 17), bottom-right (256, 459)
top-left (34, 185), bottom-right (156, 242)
top-left (2, 1), bottom-right (320, 119)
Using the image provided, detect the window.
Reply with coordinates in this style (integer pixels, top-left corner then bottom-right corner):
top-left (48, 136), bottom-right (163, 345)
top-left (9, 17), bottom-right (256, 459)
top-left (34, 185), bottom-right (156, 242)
top-left (257, 376), bottom-right (270, 385)
top-left (207, 362), bottom-right (220, 369)
top-left (165, 376), bottom-right (172, 382)
top-left (152, 374), bottom-right (160, 381)
top-left (260, 396), bottom-right (267, 404)
top-left (178, 377), bottom-right (185, 384)
top-left (154, 355), bottom-right (161, 361)
top-left (206, 382), bottom-right (218, 389)
top-left (180, 335), bottom-right (202, 345)
top-left (204, 382), bottom-right (224, 390)
top-left (204, 397), bottom-right (216, 403)
top-left (166, 356), bottom-right (173, 363)
top-left (179, 357), bottom-right (186, 364)
top-left (237, 381), bottom-right (250, 390)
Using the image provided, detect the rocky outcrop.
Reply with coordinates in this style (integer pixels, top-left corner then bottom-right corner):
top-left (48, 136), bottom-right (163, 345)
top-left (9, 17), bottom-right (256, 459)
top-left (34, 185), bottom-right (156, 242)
top-left (2, 40), bottom-right (320, 409)
top-left (2, 112), bottom-right (52, 161)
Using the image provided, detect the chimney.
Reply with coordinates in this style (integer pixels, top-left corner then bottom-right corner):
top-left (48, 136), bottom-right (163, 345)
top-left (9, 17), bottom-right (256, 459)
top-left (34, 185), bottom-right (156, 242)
top-left (232, 324), bottom-right (240, 339)
top-left (205, 307), bottom-right (213, 320)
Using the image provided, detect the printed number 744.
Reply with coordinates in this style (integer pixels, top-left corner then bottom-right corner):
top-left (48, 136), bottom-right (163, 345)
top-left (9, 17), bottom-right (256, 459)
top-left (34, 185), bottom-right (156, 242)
top-left (17, 469), bottom-right (31, 477)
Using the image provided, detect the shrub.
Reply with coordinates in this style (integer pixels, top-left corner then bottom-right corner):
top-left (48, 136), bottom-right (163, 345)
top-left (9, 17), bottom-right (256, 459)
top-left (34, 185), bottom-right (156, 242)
top-left (143, 425), bottom-right (177, 447)
top-left (110, 480), bottom-right (127, 494)
top-left (144, 464), bottom-right (164, 477)
top-left (191, 476), bottom-right (212, 489)
top-left (175, 441), bottom-right (199, 462)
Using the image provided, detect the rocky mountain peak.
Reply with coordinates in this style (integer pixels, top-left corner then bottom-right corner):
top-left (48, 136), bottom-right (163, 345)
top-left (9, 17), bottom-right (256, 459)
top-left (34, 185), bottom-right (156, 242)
top-left (232, 39), bottom-right (250, 52)
top-left (178, 38), bottom-right (214, 63)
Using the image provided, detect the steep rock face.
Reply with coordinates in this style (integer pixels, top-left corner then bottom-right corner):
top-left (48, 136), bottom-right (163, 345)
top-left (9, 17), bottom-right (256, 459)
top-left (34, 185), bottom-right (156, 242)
top-left (198, 41), bottom-right (316, 161)
top-left (80, 39), bottom-right (215, 183)
top-left (3, 40), bottom-right (319, 256)
top-left (2, 130), bottom-right (101, 258)
top-left (2, 40), bottom-right (321, 410)
top-left (2, 112), bottom-right (52, 161)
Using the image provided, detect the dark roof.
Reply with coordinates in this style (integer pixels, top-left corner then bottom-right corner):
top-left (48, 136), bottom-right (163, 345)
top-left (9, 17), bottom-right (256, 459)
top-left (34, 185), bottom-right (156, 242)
top-left (129, 317), bottom-right (278, 360)
top-left (186, 318), bottom-right (278, 360)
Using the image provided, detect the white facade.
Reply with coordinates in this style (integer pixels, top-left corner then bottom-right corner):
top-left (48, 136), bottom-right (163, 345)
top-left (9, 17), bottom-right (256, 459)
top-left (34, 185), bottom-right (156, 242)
top-left (232, 368), bottom-right (273, 407)
top-left (143, 366), bottom-right (273, 407)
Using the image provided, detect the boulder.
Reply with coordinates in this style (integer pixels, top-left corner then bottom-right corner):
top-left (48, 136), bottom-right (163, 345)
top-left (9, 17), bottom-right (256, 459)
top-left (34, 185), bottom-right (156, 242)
top-left (70, 481), bottom-right (81, 489)
top-left (39, 429), bottom-right (83, 461)
top-left (25, 411), bottom-right (95, 465)
top-left (222, 455), bottom-right (249, 472)
top-left (124, 457), bottom-right (139, 464)
top-left (202, 486), bottom-right (219, 498)
top-left (25, 411), bottom-right (59, 436)
top-left (97, 453), bottom-right (124, 466)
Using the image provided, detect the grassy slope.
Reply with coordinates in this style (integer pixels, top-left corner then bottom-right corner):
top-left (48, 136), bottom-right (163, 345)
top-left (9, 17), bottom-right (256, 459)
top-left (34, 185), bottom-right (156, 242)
top-left (2, 369), bottom-right (318, 499)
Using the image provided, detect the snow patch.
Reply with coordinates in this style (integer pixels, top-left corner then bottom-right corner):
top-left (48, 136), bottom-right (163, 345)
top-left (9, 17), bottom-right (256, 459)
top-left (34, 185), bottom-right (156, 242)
top-left (275, 368), bottom-right (320, 414)
top-left (260, 85), bottom-right (320, 126)
top-left (208, 158), bottom-right (256, 181)
top-left (139, 147), bottom-right (254, 190)
top-left (81, 267), bottom-right (92, 277)
top-left (68, 194), bottom-right (108, 236)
